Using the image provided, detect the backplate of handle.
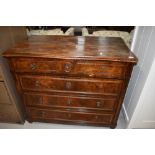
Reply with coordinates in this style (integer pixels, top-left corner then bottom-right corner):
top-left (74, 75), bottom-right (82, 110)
top-left (31, 63), bottom-right (37, 70)
top-left (64, 62), bottom-right (72, 73)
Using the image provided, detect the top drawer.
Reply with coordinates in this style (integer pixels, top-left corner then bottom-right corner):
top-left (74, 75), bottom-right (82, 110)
top-left (12, 58), bottom-right (126, 79)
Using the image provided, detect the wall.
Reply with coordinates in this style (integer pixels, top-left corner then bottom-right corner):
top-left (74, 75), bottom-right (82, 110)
top-left (122, 26), bottom-right (155, 128)
top-left (128, 59), bottom-right (155, 128)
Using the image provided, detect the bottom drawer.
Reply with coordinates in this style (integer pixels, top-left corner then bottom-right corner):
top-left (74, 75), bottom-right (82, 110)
top-left (27, 108), bottom-right (113, 124)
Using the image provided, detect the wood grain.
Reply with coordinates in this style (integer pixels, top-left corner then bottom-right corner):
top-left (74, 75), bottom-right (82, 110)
top-left (3, 36), bottom-right (137, 63)
top-left (3, 35), bottom-right (138, 128)
top-left (11, 58), bottom-right (127, 79)
top-left (24, 92), bottom-right (117, 112)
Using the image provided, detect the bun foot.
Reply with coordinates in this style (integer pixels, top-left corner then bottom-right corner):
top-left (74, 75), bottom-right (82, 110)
top-left (27, 119), bottom-right (33, 123)
top-left (110, 124), bottom-right (117, 129)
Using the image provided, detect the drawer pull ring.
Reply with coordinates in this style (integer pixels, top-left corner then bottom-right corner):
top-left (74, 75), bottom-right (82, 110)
top-left (38, 111), bottom-right (45, 117)
top-left (66, 108), bottom-right (71, 111)
top-left (96, 101), bottom-right (101, 107)
top-left (95, 116), bottom-right (98, 119)
top-left (65, 81), bottom-right (72, 89)
top-left (89, 73), bottom-right (95, 77)
top-left (64, 62), bottom-right (72, 72)
top-left (31, 63), bottom-right (37, 70)
top-left (35, 81), bottom-right (40, 87)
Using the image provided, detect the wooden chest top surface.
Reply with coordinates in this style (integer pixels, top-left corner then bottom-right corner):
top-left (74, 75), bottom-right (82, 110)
top-left (3, 35), bottom-right (137, 63)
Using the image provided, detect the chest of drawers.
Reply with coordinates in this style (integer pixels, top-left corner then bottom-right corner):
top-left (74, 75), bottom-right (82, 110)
top-left (3, 36), bottom-right (137, 128)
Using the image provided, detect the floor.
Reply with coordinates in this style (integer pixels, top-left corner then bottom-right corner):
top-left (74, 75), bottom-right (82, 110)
top-left (0, 111), bottom-right (126, 129)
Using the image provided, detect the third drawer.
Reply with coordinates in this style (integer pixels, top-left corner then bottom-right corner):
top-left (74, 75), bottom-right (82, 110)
top-left (24, 93), bottom-right (118, 112)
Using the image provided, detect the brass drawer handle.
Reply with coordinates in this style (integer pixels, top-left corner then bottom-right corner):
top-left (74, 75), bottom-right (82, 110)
top-left (96, 101), bottom-right (104, 107)
top-left (89, 73), bottom-right (95, 77)
top-left (64, 62), bottom-right (72, 73)
top-left (66, 108), bottom-right (71, 111)
top-left (95, 115), bottom-right (98, 119)
top-left (35, 81), bottom-right (40, 87)
top-left (96, 101), bottom-right (101, 107)
top-left (37, 111), bottom-right (45, 117)
top-left (65, 81), bottom-right (72, 89)
top-left (30, 63), bottom-right (37, 70)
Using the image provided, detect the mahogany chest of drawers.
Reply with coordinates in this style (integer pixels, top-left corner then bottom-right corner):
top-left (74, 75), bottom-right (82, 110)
top-left (3, 36), bottom-right (137, 128)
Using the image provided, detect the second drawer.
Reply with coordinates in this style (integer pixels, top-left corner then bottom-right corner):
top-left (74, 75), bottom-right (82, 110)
top-left (19, 75), bottom-right (123, 95)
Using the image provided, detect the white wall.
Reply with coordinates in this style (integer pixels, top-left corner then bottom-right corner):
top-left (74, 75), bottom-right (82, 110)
top-left (128, 59), bottom-right (155, 128)
top-left (122, 26), bottom-right (155, 128)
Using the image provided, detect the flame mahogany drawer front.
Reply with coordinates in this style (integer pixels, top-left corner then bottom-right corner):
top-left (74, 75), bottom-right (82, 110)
top-left (3, 36), bottom-right (138, 128)
top-left (19, 75), bottom-right (123, 95)
top-left (27, 108), bottom-right (113, 125)
top-left (24, 93), bottom-right (117, 112)
top-left (12, 58), bottom-right (126, 79)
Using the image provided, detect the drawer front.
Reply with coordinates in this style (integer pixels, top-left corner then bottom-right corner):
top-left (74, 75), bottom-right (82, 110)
top-left (0, 82), bottom-right (11, 105)
top-left (14, 58), bottom-right (61, 74)
top-left (20, 76), bottom-right (123, 95)
top-left (27, 108), bottom-right (113, 124)
top-left (24, 93), bottom-right (117, 111)
top-left (13, 58), bottom-right (126, 79)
